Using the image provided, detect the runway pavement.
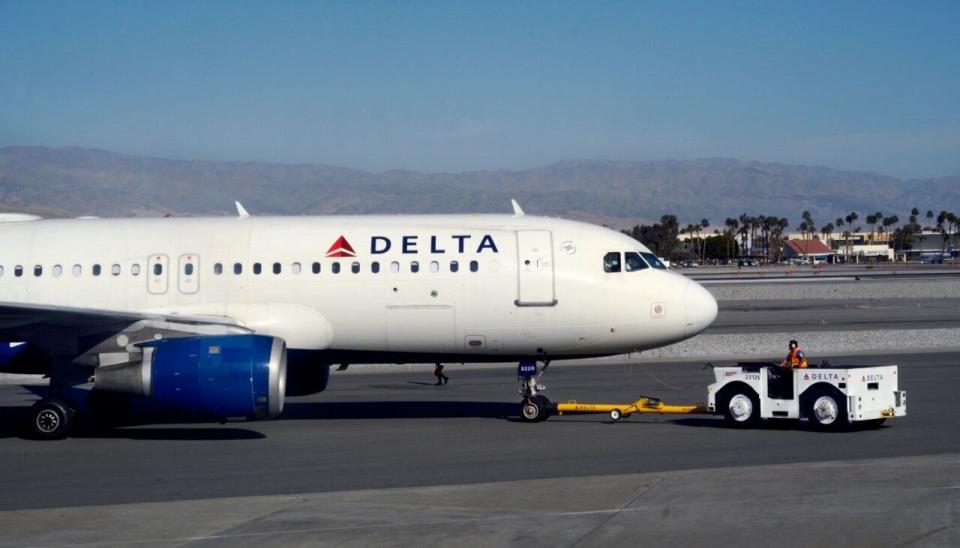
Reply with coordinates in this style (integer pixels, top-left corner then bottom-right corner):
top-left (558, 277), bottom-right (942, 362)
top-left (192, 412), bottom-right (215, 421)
top-left (710, 297), bottom-right (960, 333)
top-left (0, 352), bottom-right (958, 546)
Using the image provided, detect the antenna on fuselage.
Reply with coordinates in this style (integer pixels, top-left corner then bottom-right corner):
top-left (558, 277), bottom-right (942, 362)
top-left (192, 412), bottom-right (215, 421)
top-left (235, 201), bottom-right (250, 218)
top-left (510, 199), bottom-right (525, 216)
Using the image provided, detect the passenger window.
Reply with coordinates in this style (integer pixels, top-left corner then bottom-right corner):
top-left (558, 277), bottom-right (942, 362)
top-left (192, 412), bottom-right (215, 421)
top-left (253, 263), bottom-right (262, 275)
top-left (430, 261), bottom-right (439, 273)
top-left (625, 252), bottom-right (648, 272)
top-left (0, 265), bottom-right (4, 277)
top-left (371, 261), bottom-right (380, 273)
top-left (450, 260), bottom-right (459, 273)
top-left (131, 264), bottom-right (141, 276)
top-left (273, 262), bottom-right (281, 275)
top-left (470, 260), bottom-right (479, 272)
top-left (153, 263), bottom-right (162, 276)
top-left (53, 264), bottom-right (63, 277)
top-left (14, 265), bottom-right (23, 277)
top-left (351, 262), bottom-right (360, 274)
top-left (312, 262), bottom-right (321, 274)
top-left (332, 262), bottom-right (341, 274)
top-left (112, 264), bottom-right (121, 276)
top-left (292, 262), bottom-right (301, 275)
top-left (73, 265), bottom-right (82, 277)
top-left (180, 264), bottom-right (189, 276)
top-left (93, 264), bottom-right (102, 277)
top-left (213, 263), bottom-right (223, 275)
top-left (603, 252), bottom-right (622, 273)
top-left (411, 261), bottom-right (420, 273)
top-left (391, 261), bottom-right (400, 273)
top-left (34, 265), bottom-right (42, 277)
top-left (234, 263), bottom-right (243, 275)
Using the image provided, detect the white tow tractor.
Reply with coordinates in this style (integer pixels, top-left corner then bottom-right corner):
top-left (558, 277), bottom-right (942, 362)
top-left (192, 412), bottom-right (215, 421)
top-left (707, 362), bottom-right (907, 430)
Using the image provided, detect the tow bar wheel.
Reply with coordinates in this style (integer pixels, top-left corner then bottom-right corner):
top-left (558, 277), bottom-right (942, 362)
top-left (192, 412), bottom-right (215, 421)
top-left (609, 409), bottom-right (622, 421)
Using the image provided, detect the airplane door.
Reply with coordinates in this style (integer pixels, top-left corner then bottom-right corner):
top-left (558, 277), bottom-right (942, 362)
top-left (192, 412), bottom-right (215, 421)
top-left (148, 255), bottom-right (169, 295)
top-left (515, 230), bottom-right (556, 306)
top-left (178, 254), bottom-right (200, 295)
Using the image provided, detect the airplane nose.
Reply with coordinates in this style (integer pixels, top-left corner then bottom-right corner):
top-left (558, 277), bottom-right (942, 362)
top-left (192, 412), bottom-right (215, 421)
top-left (684, 281), bottom-right (718, 337)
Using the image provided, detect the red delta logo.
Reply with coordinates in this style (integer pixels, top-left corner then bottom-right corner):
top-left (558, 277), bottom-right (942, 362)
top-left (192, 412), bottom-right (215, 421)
top-left (326, 235), bottom-right (357, 258)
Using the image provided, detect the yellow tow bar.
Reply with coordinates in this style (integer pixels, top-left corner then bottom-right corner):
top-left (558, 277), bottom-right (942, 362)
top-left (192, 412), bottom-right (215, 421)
top-left (555, 397), bottom-right (708, 421)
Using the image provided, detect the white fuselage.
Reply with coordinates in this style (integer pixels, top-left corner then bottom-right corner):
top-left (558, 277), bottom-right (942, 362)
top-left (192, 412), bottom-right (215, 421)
top-left (0, 214), bottom-right (717, 360)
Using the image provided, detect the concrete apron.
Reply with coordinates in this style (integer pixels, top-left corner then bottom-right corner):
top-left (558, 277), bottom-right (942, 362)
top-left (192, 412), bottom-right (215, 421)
top-left (1, 453), bottom-right (956, 547)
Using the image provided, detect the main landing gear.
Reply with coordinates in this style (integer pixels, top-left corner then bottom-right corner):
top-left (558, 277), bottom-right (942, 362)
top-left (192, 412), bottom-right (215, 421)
top-left (28, 398), bottom-right (76, 440)
top-left (518, 360), bottom-right (554, 422)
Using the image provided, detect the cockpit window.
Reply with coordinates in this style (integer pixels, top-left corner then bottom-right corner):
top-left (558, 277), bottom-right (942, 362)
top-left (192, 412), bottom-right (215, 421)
top-left (603, 252), bottom-right (622, 273)
top-left (641, 252), bottom-right (667, 270)
top-left (625, 252), bottom-right (649, 271)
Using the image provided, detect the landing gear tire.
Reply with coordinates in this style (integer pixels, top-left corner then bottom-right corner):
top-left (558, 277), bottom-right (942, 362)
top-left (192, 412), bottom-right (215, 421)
top-left (29, 399), bottom-right (75, 440)
top-left (609, 409), bottom-right (622, 421)
top-left (806, 388), bottom-right (850, 431)
top-left (721, 388), bottom-right (760, 428)
top-left (520, 395), bottom-right (552, 422)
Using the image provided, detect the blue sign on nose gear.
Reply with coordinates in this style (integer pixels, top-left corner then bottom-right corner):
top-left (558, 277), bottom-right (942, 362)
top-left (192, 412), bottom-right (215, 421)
top-left (518, 360), bottom-right (538, 378)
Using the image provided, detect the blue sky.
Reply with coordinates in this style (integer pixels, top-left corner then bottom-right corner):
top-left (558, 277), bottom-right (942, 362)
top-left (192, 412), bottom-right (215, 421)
top-left (1, 1), bottom-right (958, 177)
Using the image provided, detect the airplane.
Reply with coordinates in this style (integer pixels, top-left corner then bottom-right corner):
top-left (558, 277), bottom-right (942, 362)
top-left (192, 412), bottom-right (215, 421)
top-left (0, 202), bottom-right (718, 438)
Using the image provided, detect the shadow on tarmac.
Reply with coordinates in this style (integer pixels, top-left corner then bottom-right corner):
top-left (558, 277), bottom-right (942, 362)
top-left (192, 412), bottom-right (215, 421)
top-left (281, 400), bottom-right (519, 420)
top-left (671, 416), bottom-right (890, 433)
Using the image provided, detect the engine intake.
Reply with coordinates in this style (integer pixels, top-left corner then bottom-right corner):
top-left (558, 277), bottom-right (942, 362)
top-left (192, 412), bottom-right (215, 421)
top-left (95, 334), bottom-right (287, 419)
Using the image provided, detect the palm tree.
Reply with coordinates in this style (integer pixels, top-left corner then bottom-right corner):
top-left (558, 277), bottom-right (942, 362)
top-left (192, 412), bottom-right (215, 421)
top-left (724, 217), bottom-right (739, 259)
top-left (866, 214), bottom-right (878, 243)
top-left (927, 210), bottom-right (934, 230)
top-left (883, 216), bottom-right (899, 254)
top-left (700, 218), bottom-right (710, 262)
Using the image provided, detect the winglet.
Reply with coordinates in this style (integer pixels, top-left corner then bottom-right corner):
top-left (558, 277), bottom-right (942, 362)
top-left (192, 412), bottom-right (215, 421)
top-left (235, 201), bottom-right (250, 218)
top-left (511, 199), bottom-right (525, 216)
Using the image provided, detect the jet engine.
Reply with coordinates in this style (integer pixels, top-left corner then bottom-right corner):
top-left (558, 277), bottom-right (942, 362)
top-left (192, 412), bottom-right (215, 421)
top-left (95, 334), bottom-right (287, 420)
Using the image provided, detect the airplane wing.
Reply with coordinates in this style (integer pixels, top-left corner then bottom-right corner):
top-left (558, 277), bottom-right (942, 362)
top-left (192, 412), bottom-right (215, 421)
top-left (0, 301), bottom-right (247, 359)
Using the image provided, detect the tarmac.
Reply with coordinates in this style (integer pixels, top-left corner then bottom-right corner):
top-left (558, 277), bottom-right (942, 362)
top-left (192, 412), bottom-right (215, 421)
top-left (1, 270), bottom-right (959, 546)
top-left (0, 352), bottom-right (958, 546)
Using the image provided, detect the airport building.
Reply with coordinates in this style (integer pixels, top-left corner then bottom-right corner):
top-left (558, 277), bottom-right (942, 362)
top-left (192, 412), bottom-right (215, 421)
top-left (904, 232), bottom-right (960, 262)
top-left (783, 239), bottom-right (834, 264)
top-left (787, 231), bottom-right (893, 263)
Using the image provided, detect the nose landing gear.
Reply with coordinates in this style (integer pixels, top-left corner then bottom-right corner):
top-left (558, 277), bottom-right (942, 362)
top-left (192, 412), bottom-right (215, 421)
top-left (518, 360), bottom-right (554, 422)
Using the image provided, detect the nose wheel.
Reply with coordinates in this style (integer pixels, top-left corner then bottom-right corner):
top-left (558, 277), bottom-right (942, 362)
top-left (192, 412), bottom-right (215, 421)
top-left (518, 360), bottom-right (553, 422)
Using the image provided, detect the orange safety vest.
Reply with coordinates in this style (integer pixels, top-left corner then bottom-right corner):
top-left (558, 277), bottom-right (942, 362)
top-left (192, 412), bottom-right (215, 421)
top-left (786, 348), bottom-right (809, 368)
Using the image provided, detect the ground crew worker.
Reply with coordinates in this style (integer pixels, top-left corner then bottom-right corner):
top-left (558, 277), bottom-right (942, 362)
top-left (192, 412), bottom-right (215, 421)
top-left (433, 363), bottom-right (449, 385)
top-left (779, 339), bottom-right (809, 368)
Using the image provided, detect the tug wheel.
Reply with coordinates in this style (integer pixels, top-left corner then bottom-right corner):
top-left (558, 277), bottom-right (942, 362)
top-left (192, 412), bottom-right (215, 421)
top-left (805, 387), bottom-right (850, 431)
top-left (720, 387), bottom-right (760, 428)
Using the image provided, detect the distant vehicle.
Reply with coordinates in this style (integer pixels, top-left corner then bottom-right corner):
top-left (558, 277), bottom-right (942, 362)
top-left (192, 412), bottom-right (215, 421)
top-left (737, 258), bottom-right (758, 267)
top-left (919, 252), bottom-right (948, 264)
top-left (680, 260), bottom-right (699, 268)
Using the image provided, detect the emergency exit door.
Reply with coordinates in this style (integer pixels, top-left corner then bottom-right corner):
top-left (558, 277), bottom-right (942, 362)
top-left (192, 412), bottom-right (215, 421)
top-left (147, 254), bottom-right (169, 295)
top-left (515, 230), bottom-right (556, 306)
top-left (178, 254), bottom-right (200, 294)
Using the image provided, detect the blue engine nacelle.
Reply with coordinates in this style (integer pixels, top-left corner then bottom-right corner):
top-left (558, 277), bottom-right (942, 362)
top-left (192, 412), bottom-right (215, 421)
top-left (95, 334), bottom-right (287, 420)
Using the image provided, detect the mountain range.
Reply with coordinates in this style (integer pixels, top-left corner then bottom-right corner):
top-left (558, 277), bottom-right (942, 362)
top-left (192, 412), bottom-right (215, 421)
top-left (1, 146), bottom-right (958, 229)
